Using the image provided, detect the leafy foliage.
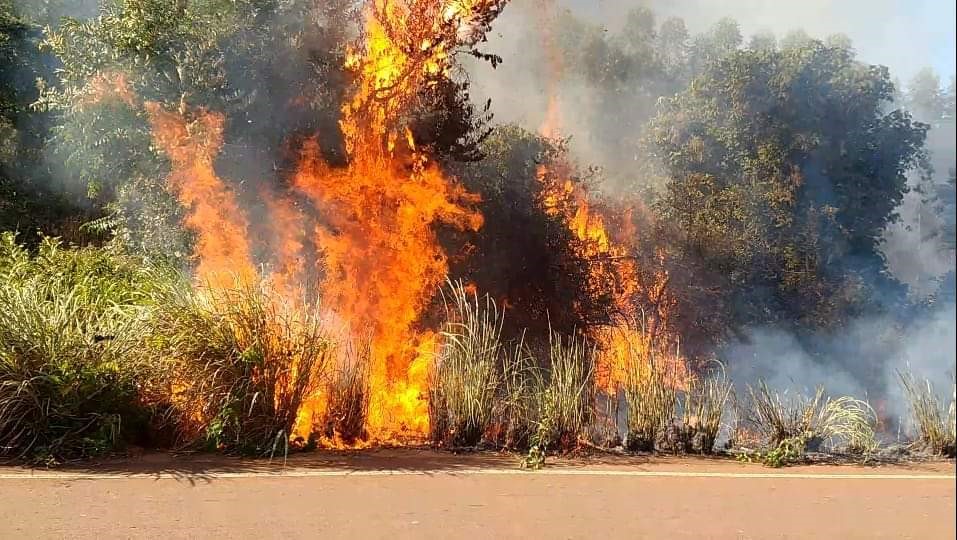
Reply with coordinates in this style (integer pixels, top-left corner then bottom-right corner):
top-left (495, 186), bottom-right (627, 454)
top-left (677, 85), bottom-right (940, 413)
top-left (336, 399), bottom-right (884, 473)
top-left (0, 232), bottom-right (165, 461)
top-left (649, 41), bottom-right (928, 341)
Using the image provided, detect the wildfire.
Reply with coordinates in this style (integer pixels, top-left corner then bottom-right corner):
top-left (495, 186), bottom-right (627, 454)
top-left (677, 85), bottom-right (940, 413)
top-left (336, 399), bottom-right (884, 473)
top-left (291, 0), bottom-right (505, 442)
top-left (531, 0), bottom-right (684, 393)
top-left (145, 103), bottom-right (258, 290)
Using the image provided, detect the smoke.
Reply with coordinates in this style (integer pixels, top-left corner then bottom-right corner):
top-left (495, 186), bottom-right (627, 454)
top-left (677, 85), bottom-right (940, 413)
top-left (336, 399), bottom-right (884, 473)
top-left (465, 0), bottom-right (956, 415)
top-left (722, 302), bottom-right (956, 432)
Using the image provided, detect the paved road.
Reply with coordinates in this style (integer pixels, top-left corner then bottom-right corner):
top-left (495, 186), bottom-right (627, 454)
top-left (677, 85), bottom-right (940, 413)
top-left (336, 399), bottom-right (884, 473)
top-left (1, 451), bottom-right (954, 539)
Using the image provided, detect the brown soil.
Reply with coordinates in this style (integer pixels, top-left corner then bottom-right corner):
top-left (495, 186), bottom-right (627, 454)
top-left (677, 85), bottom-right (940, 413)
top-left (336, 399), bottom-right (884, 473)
top-left (1, 449), bottom-right (954, 539)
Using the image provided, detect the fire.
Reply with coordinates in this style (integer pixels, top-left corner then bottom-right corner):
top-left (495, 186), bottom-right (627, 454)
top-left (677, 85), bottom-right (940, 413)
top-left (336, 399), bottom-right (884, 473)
top-left (84, 71), bottom-right (136, 108)
top-left (261, 190), bottom-right (308, 302)
top-left (291, 0), bottom-right (504, 442)
top-left (145, 103), bottom-right (257, 290)
top-left (531, 1), bottom-right (684, 393)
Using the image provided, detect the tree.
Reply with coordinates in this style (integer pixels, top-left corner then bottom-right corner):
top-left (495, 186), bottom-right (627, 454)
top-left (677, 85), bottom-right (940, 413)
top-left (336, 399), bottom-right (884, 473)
top-left (449, 125), bottom-right (615, 338)
top-left (1, 0), bottom-right (88, 241)
top-left (38, 0), bottom-right (358, 256)
top-left (648, 40), bottom-right (928, 339)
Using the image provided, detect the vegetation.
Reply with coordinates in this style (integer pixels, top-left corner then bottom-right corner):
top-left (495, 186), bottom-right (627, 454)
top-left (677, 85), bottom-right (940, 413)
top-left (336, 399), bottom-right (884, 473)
top-left (321, 340), bottom-right (371, 445)
top-left (898, 370), bottom-right (956, 457)
top-left (0, 233), bottom-right (162, 462)
top-left (146, 282), bottom-right (333, 455)
top-left (0, 0), bottom-right (953, 467)
top-left (740, 381), bottom-right (878, 466)
top-left (430, 281), bottom-right (504, 447)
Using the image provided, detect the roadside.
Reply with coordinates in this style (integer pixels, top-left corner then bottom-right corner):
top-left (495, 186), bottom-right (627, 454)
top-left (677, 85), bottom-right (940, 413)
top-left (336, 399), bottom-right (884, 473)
top-left (2, 450), bottom-right (954, 539)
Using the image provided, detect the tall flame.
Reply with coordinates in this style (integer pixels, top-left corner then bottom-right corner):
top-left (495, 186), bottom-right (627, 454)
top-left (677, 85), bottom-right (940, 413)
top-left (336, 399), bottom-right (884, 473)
top-left (145, 103), bottom-right (257, 290)
top-left (292, 0), bottom-right (502, 441)
top-left (531, 0), bottom-right (683, 393)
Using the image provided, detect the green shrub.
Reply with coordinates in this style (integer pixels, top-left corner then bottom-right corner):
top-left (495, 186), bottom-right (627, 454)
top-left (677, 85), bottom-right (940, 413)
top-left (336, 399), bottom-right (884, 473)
top-left (0, 234), bottom-right (164, 462)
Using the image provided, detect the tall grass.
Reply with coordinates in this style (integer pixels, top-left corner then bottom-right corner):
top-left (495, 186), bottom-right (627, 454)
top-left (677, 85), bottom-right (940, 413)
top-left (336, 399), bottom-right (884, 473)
top-left (489, 336), bottom-right (541, 449)
top-left (429, 281), bottom-right (503, 447)
top-left (624, 354), bottom-right (675, 452)
top-left (535, 330), bottom-right (595, 449)
top-left (898, 370), bottom-right (956, 457)
top-left (678, 368), bottom-right (733, 454)
top-left (0, 234), bottom-right (164, 461)
top-left (147, 281), bottom-right (334, 456)
top-left (746, 381), bottom-right (877, 457)
top-left (322, 340), bottom-right (371, 444)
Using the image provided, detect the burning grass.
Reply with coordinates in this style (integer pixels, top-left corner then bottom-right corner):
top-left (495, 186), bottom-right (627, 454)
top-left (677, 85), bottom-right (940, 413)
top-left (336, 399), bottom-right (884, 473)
top-left (147, 280), bottom-right (334, 456)
top-left (320, 340), bottom-right (373, 446)
top-left (898, 370), bottom-right (956, 457)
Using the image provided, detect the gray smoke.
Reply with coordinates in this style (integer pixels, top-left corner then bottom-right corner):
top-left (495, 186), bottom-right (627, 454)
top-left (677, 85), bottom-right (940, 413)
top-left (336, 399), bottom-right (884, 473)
top-left (468, 0), bottom-right (957, 422)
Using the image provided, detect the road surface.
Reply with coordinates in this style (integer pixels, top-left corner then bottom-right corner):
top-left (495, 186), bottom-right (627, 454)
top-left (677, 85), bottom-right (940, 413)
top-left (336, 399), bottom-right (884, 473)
top-left (1, 450), bottom-right (954, 539)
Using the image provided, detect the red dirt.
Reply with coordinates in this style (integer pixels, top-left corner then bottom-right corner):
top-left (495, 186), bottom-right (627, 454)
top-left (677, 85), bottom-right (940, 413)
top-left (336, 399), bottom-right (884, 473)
top-left (1, 450), bottom-right (954, 539)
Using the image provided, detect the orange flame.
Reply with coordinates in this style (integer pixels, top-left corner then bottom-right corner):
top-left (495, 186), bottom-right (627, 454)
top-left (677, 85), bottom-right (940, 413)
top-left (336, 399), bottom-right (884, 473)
top-left (531, 0), bottom-right (683, 393)
top-left (145, 103), bottom-right (257, 290)
top-left (291, 1), bottom-right (501, 442)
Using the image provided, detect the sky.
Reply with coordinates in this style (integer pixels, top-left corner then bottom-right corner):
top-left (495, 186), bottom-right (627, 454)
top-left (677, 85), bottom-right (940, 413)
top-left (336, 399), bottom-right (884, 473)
top-left (559, 0), bottom-right (956, 82)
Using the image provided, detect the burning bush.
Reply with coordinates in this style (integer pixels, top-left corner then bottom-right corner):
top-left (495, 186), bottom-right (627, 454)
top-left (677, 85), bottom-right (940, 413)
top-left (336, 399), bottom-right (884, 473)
top-left (147, 281), bottom-right (334, 455)
top-left (321, 340), bottom-right (372, 445)
top-left (898, 370), bottom-right (956, 457)
top-left (0, 234), bottom-right (164, 462)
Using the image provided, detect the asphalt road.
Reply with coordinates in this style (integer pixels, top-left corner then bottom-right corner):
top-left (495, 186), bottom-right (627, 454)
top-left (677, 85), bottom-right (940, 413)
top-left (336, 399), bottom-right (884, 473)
top-left (1, 451), bottom-right (954, 539)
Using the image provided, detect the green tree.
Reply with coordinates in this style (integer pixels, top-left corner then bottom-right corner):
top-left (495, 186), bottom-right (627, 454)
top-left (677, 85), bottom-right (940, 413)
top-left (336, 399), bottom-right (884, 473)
top-left (648, 40), bottom-right (928, 338)
top-left (38, 0), bottom-right (354, 257)
top-left (1, 0), bottom-right (88, 240)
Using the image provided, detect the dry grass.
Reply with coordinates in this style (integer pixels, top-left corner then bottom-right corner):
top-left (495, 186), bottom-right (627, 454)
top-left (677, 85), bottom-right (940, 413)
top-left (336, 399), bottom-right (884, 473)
top-left (746, 381), bottom-right (877, 456)
top-left (148, 280), bottom-right (334, 456)
top-left (322, 340), bottom-right (371, 445)
top-left (429, 280), bottom-right (503, 447)
top-left (624, 354), bottom-right (676, 452)
top-left (898, 370), bottom-right (956, 457)
top-left (678, 368), bottom-right (733, 454)
top-left (535, 330), bottom-right (595, 450)
top-left (489, 336), bottom-right (540, 449)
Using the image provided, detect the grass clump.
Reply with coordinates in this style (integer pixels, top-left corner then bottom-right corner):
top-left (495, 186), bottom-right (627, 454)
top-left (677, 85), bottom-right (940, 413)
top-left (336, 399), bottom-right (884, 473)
top-left (624, 355), bottom-right (676, 452)
top-left (898, 370), bottom-right (956, 457)
top-left (522, 330), bottom-right (595, 466)
top-left (677, 369), bottom-right (733, 454)
top-left (0, 234), bottom-right (165, 462)
top-left (148, 281), bottom-right (333, 456)
top-left (429, 281), bottom-right (503, 447)
top-left (322, 340), bottom-right (371, 445)
top-left (742, 381), bottom-right (877, 466)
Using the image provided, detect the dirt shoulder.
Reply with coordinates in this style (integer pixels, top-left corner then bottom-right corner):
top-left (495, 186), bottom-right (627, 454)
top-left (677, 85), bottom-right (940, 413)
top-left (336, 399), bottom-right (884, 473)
top-left (1, 450), bottom-right (954, 539)
top-left (2, 448), bottom-right (954, 477)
